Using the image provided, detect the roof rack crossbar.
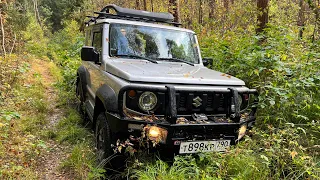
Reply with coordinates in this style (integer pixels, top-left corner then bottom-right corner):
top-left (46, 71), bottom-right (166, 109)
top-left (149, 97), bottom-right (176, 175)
top-left (93, 11), bottom-right (181, 26)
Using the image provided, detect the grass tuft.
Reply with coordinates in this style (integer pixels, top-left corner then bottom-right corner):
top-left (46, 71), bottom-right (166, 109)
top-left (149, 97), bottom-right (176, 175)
top-left (60, 142), bottom-right (105, 180)
top-left (21, 114), bottom-right (47, 134)
top-left (55, 109), bottom-right (91, 144)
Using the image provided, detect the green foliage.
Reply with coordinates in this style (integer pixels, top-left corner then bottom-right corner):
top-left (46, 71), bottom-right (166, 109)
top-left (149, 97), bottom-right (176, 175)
top-left (55, 110), bottom-right (105, 179)
top-left (132, 127), bottom-right (320, 180)
top-left (23, 15), bottom-right (49, 57)
top-left (201, 25), bottom-right (320, 126)
top-left (55, 109), bottom-right (90, 144)
top-left (0, 55), bottom-right (30, 102)
top-left (0, 58), bottom-right (52, 179)
top-left (47, 20), bottom-right (84, 95)
top-left (60, 142), bottom-right (106, 180)
top-left (2, 0), bottom-right (319, 179)
top-left (40, 0), bottom-right (84, 31)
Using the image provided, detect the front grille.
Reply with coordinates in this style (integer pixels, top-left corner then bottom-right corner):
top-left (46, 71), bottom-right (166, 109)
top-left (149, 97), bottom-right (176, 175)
top-left (176, 92), bottom-right (229, 115)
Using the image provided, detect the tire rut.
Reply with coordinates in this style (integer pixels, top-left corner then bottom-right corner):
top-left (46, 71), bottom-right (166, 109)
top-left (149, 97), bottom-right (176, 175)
top-left (31, 60), bottom-right (75, 180)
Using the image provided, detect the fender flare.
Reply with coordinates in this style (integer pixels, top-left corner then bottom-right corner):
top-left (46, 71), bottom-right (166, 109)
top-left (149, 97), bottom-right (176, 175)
top-left (95, 84), bottom-right (118, 113)
top-left (77, 66), bottom-right (91, 95)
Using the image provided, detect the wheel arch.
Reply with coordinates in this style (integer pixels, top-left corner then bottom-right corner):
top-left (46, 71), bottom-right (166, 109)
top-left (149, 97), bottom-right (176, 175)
top-left (93, 84), bottom-right (118, 125)
top-left (77, 65), bottom-right (90, 95)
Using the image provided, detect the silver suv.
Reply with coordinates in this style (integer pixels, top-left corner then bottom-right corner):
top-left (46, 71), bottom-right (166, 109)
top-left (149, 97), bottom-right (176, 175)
top-left (77, 4), bottom-right (258, 163)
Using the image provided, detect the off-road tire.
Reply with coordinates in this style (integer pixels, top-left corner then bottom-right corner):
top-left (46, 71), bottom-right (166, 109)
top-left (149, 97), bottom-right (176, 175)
top-left (95, 112), bottom-right (126, 175)
top-left (76, 78), bottom-right (90, 126)
top-left (95, 112), bottom-right (113, 164)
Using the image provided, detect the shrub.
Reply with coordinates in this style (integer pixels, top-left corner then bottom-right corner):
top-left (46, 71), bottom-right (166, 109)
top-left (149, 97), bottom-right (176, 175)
top-left (201, 25), bottom-right (320, 126)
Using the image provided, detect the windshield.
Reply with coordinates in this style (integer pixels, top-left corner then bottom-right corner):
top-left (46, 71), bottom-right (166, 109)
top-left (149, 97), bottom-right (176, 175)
top-left (109, 23), bottom-right (200, 64)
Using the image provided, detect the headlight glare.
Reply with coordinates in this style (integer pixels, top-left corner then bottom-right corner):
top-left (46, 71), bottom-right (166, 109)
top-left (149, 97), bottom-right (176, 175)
top-left (139, 91), bottom-right (157, 111)
top-left (147, 126), bottom-right (168, 143)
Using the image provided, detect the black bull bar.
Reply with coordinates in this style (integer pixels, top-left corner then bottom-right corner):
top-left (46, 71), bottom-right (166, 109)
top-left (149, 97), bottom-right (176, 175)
top-left (117, 85), bottom-right (259, 124)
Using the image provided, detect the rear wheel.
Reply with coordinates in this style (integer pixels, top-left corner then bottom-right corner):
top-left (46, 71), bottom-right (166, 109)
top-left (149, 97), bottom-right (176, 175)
top-left (76, 78), bottom-right (89, 124)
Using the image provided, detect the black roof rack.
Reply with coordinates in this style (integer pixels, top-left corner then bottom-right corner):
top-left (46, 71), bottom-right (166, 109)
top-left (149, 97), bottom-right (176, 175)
top-left (85, 4), bottom-right (181, 26)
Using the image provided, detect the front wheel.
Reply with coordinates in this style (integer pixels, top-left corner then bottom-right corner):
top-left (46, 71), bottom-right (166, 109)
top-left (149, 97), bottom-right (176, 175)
top-left (95, 112), bottom-right (113, 164)
top-left (95, 112), bottom-right (126, 174)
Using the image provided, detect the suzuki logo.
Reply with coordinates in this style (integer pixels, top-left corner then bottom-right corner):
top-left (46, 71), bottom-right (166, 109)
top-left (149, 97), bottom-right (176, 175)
top-left (193, 96), bottom-right (202, 108)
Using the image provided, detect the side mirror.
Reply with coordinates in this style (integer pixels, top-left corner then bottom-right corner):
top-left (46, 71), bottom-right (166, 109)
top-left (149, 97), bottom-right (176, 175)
top-left (202, 57), bottom-right (213, 66)
top-left (81, 46), bottom-right (99, 62)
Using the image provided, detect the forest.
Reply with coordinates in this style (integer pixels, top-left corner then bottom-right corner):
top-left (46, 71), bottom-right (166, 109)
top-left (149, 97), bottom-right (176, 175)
top-left (0, 0), bottom-right (319, 179)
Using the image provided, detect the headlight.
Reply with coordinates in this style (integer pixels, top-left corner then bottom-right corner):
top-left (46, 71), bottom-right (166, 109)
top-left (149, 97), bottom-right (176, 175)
top-left (147, 126), bottom-right (168, 143)
top-left (139, 91), bottom-right (157, 111)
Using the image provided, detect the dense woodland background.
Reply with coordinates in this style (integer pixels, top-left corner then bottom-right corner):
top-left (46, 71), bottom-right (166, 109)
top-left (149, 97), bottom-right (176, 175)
top-left (0, 0), bottom-right (320, 179)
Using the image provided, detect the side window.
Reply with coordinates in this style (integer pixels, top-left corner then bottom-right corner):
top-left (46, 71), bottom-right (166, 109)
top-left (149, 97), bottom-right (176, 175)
top-left (92, 31), bottom-right (102, 61)
top-left (92, 32), bottom-right (102, 52)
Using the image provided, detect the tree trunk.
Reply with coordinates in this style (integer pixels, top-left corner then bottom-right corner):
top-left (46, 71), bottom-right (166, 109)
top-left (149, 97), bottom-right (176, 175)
top-left (306, 0), bottom-right (320, 42)
top-left (256, 0), bottom-right (269, 34)
top-left (169, 0), bottom-right (180, 23)
top-left (313, 7), bottom-right (320, 42)
top-left (143, 0), bottom-right (147, 11)
top-left (32, 0), bottom-right (42, 29)
top-left (209, 0), bottom-right (215, 19)
top-left (151, 0), bottom-right (154, 11)
top-left (199, 0), bottom-right (203, 24)
top-left (223, 0), bottom-right (229, 11)
top-left (0, 10), bottom-right (6, 57)
top-left (316, 1), bottom-right (320, 41)
top-left (136, 0), bottom-right (140, 10)
top-left (297, 0), bottom-right (305, 39)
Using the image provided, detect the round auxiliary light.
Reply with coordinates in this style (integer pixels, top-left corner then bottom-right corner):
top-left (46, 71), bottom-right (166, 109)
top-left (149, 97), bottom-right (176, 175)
top-left (138, 91), bottom-right (157, 111)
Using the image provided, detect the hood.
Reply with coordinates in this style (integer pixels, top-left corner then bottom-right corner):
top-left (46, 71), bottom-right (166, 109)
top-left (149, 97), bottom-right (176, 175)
top-left (105, 59), bottom-right (245, 86)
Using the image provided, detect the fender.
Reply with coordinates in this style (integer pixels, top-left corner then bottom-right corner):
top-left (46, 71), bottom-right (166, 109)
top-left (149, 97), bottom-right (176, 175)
top-left (95, 84), bottom-right (118, 113)
top-left (77, 65), bottom-right (91, 93)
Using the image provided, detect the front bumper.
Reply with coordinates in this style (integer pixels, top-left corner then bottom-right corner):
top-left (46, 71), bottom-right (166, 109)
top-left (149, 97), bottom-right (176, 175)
top-left (108, 85), bottom-right (258, 154)
top-left (106, 112), bottom-right (255, 154)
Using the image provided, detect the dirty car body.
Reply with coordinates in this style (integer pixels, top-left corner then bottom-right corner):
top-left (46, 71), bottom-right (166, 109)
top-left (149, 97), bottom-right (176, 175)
top-left (77, 4), bottom-right (258, 157)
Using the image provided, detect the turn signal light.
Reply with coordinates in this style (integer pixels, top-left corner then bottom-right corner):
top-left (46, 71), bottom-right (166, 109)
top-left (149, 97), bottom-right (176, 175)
top-left (128, 90), bottom-right (137, 98)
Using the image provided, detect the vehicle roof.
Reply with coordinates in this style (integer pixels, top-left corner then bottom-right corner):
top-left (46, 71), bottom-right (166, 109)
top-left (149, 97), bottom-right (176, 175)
top-left (89, 18), bottom-right (195, 34)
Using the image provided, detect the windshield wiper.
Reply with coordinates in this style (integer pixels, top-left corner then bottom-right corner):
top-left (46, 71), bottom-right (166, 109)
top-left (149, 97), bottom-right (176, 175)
top-left (156, 57), bottom-right (194, 66)
top-left (115, 54), bottom-right (158, 64)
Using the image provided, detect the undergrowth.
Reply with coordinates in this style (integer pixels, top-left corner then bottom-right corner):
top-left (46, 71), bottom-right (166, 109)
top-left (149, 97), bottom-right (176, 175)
top-left (54, 109), bottom-right (105, 179)
top-left (0, 57), bottom-right (51, 178)
top-left (130, 127), bottom-right (320, 179)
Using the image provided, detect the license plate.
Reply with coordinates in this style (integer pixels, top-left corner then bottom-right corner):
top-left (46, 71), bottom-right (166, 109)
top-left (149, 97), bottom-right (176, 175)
top-left (179, 140), bottom-right (230, 154)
